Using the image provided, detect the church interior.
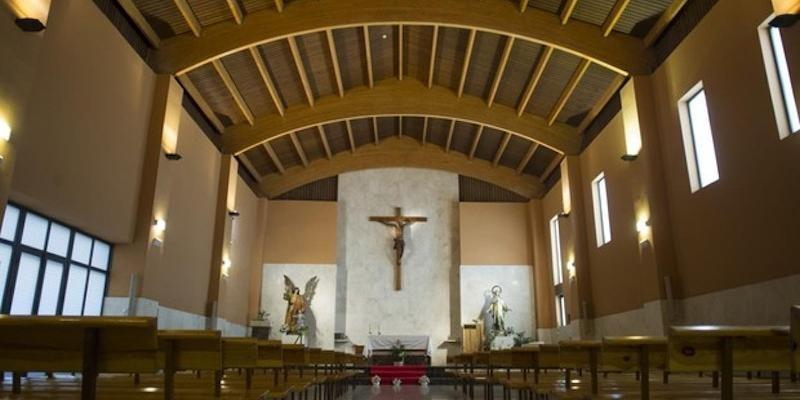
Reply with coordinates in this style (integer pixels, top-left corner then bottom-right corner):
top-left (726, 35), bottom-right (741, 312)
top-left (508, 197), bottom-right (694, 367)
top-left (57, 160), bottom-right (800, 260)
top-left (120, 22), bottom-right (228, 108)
top-left (0, 0), bottom-right (799, 398)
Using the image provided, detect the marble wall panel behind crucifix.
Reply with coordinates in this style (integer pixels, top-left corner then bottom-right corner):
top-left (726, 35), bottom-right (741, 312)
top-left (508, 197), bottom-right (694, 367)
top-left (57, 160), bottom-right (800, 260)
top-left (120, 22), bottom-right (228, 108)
top-left (337, 168), bottom-right (460, 365)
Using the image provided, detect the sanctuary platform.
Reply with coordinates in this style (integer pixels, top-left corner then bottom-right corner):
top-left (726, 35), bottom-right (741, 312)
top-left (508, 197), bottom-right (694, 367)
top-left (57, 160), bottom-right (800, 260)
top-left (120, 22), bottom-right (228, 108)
top-left (369, 365), bottom-right (429, 385)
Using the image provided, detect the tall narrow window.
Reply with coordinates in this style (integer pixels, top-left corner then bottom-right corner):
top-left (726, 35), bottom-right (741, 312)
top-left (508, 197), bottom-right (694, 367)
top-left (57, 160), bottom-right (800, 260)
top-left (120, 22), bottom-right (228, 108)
top-left (549, 216), bottom-right (563, 285)
top-left (0, 204), bottom-right (112, 316)
top-left (679, 83), bottom-right (720, 192)
top-left (591, 173), bottom-right (612, 247)
top-left (760, 20), bottom-right (800, 138)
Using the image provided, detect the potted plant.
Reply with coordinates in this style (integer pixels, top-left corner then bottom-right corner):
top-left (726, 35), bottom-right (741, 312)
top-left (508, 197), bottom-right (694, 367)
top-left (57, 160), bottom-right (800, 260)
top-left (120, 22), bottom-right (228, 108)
top-left (390, 340), bottom-right (407, 366)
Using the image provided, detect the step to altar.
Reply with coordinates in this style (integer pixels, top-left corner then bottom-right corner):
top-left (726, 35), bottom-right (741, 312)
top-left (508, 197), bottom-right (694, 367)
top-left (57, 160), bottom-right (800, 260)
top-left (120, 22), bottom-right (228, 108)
top-left (369, 365), bottom-right (429, 385)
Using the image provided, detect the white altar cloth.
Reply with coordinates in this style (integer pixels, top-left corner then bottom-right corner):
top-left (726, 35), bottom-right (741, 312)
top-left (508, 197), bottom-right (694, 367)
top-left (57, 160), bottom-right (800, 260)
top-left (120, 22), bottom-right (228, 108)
top-left (363, 335), bottom-right (432, 357)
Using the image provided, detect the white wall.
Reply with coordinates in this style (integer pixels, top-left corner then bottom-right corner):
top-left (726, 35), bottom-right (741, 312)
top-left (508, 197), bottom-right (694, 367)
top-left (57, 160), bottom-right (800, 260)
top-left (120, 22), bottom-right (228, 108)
top-left (261, 263), bottom-right (337, 349)
top-left (460, 265), bottom-right (535, 339)
top-left (338, 168), bottom-right (460, 365)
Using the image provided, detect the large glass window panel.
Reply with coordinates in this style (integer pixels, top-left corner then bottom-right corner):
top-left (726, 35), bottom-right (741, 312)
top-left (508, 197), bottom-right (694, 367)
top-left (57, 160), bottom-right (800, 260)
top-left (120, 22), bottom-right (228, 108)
top-left (0, 206), bottom-right (20, 241)
top-left (0, 243), bottom-right (11, 303)
top-left (687, 91), bottom-right (720, 188)
top-left (71, 233), bottom-right (92, 265)
top-left (592, 173), bottom-right (612, 246)
top-left (62, 265), bottom-right (88, 316)
top-left (90, 241), bottom-right (110, 270)
top-left (21, 213), bottom-right (48, 250)
top-left (770, 26), bottom-right (800, 134)
top-left (84, 271), bottom-right (106, 316)
top-left (46, 223), bottom-right (70, 257)
top-left (10, 253), bottom-right (41, 315)
top-left (37, 260), bottom-right (64, 315)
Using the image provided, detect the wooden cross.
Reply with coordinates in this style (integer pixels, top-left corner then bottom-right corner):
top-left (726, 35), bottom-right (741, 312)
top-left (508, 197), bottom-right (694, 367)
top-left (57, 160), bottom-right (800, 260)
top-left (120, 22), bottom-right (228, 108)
top-left (369, 207), bottom-right (427, 290)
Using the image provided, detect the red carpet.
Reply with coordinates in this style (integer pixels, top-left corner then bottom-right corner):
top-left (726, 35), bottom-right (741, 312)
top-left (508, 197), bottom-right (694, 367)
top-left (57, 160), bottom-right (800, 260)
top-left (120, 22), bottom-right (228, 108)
top-left (369, 365), bottom-right (428, 385)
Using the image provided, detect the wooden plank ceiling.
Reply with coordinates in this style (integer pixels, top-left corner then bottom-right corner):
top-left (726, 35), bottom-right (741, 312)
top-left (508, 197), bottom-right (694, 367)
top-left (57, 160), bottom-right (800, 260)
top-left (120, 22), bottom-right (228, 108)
top-left (121, 0), bottom-right (682, 199)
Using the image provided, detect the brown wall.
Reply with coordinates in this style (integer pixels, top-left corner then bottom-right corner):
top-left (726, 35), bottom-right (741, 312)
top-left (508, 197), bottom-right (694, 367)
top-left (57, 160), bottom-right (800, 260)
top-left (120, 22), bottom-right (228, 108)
top-left (8, 0), bottom-right (155, 243)
top-left (138, 109), bottom-right (220, 315)
top-left (459, 202), bottom-right (533, 265)
top-left (649, 0), bottom-right (800, 299)
top-left (262, 201), bottom-right (337, 264)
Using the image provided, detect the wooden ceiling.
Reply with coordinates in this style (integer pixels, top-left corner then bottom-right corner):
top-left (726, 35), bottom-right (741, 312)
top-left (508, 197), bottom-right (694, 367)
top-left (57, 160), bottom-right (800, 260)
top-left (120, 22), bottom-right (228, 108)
top-left (118, 0), bottom-right (686, 198)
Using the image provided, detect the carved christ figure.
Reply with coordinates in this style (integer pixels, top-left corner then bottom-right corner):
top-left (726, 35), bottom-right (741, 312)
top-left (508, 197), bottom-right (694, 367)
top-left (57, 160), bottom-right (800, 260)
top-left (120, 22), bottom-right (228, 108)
top-left (369, 207), bottom-right (427, 290)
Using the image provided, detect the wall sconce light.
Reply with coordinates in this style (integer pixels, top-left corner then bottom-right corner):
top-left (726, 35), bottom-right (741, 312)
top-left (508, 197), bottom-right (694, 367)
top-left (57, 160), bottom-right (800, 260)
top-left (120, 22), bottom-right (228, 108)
top-left (558, 212), bottom-right (570, 219)
top-left (228, 210), bottom-right (241, 218)
top-left (221, 257), bottom-right (232, 277)
top-left (621, 154), bottom-right (638, 162)
top-left (15, 17), bottom-right (45, 32)
top-left (770, 0), bottom-right (800, 27)
top-left (0, 118), bottom-right (11, 142)
top-left (566, 261), bottom-right (576, 280)
top-left (636, 219), bottom-right (650, 234)
top-left (152, 218), bottom-right (166, 246)
top-left (164, 152), bottom-right (182, 161)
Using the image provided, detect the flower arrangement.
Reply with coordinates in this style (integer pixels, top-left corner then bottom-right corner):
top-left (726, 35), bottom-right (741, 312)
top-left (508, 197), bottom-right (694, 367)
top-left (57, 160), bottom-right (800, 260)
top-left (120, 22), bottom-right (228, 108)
top-left (390, 340), bottom-right (407, 362)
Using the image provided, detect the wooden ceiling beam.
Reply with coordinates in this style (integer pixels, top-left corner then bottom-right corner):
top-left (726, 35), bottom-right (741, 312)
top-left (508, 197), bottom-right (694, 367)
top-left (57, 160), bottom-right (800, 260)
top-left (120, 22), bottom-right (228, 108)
top-left (516, 142), bottom-right (539, 174)
top-left (458, 29), bottom-right (477, 98)
top-left (398, 24), bottom-right (404, 80)
top-left (317, 125), bottom-right (333, 159)
top-left (173, 0), bottom-right (202, 37)
top-left (325, 29), bottom-right (345, 97)
top-left (226, 0), bottom-right (244, 24)
top-left (493, 132), bottom-right (512, 166)
top-left (289, 132), bottom-right (309, 167)
top-left (445, 119), bottom-right (456, 153)
top-left (117, 0), bottom-right (160, 48)
top-left (221, 79), bottom-right (581, 155)
top-left (150, 0), bottom-right (652, 76)
top-left (547, 59), bottom-right (590, 126)
top-left (212, 59), bottom-right (254, 125)
top-left (372, 117), bottom-right (379, 144)
top-left (468, 125), bottom-right (484, 159)
top-left (517, 46), bottom-right (553, 116)
top-left (237, 154), bottom-right (262, 182)
top-left (644, 0), bottom-right (689, 47)
top-left (346, 119), bottom-right (356, 152)
top-left (363, 26), bottom-right (374, 88)
top-left (540, 154), bottom-right (564, 182)
top-left (422, 117), bottom-right (429, 145)
top-left (519, 0), bottom-right (530, 13)
top-left (602, 0), bottom-right (631, 37)
top-left (249, 47), bottom-right (285, 116)
top-left (577, 74), bottom-right (625, 132)
top-left (263, 142), bottom-right (286, 174)
top-left (176, 74), bottom-right (225, 133)
top-left (487, 36), bottom-right (515, 107)
top-left (287, 36), bottom-right (316, 107)
top-left (427, 25), bottom-right (439, 88)
top-left (560, 0), bottom-right (579, 25)
top-left (259, 137), bottom-right (544, 198)
top-left (274, 0), bottom-right (284, 12)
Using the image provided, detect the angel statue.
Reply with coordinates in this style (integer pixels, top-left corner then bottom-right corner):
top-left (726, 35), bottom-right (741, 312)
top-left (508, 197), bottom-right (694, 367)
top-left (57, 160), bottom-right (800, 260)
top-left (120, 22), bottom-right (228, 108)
top-left (282, 275), bottom-right (319, 334)
top-left (489, 285), bottom-right (510, 334)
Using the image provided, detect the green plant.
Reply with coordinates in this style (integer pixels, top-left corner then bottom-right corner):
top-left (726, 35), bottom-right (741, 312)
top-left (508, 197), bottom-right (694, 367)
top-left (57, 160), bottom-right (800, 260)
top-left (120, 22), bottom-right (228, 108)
top-left (390, 340), bottom-right (407, 361)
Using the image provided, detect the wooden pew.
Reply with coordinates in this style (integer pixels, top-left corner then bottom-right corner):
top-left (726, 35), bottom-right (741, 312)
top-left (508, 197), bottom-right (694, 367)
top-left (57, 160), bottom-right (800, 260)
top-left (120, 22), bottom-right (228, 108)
top-left (602, 336), bottom-right (667, 400)
top-left (669, 325), bottom-right (792, 400)
top-left (282, 344), bottom-right (314, 397)
top-left (557, 340), bottom-right (602, 396)
top-left (0, 316), bottom-right (159, 400)
top-left (222, 337), bottom-right (259, 390)
top-left (256, 340), bottom-right (295, 399)
top-left (793, 306), bottom-right (799, 382)
top-left (157, 330), bottom-right (222, 399)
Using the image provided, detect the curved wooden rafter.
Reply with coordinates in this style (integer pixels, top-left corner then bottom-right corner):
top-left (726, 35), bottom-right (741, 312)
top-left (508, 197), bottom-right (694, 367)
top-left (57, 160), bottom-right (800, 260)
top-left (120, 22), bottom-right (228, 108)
top-left (257, 137), bottom-right (545, 199)
top-left (221, 79), bottom-right (580, 155)
top-left (149, 0), bottom-right (652, 75)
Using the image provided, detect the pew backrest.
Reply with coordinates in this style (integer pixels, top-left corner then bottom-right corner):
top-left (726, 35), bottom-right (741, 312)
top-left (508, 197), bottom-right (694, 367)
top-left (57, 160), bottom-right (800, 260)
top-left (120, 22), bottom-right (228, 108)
top-left (559, 340), bottom-right (602, 370)
top-left (222, 337), bottom-right (258, 369)
top-left (158, 330), bottom-right (222, 371)
top-left (282, 344), bottom-right (309, 368)
top-left (791, 306), bottom-right (799, 374)
top-left (0, 316), bottom-right (159, 373)
top-left (668, 326), bottom-right (792, 372)
top-left (257, 340), bottom-right (284, 368)
top-left (602, 336), bottom-right (667, 372)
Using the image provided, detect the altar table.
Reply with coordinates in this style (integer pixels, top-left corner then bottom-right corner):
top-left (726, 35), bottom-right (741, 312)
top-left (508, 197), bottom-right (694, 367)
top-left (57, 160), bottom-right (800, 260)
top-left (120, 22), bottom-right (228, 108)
top-left (363, 335), bottom-right (432, 357)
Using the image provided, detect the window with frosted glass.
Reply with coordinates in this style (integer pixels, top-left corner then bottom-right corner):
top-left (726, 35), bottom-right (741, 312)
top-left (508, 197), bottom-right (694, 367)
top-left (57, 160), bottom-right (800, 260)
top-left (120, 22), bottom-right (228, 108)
top-left (759, 19), bottom-right (800, 138)
top-left (679, 83), bottom-right (720, 192)
top-left (591, 173), bottom-right (612, 246)
top-left (0, 203), bottom-right (112, 316)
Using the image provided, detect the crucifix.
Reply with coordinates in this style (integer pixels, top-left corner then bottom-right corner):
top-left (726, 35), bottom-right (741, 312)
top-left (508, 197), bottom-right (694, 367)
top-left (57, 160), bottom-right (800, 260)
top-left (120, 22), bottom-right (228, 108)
top-left (369, 207), bottom-right (427, 290)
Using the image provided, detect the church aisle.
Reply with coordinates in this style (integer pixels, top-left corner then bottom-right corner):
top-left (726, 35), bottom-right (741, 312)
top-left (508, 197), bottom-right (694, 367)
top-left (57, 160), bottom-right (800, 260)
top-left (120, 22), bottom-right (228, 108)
top-left (342, 386), bottom-right (467, 399)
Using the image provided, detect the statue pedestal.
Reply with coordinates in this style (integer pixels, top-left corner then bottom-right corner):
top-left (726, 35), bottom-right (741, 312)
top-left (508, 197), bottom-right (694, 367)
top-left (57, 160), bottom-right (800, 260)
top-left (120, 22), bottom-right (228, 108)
top-left (281, 333), bottom-right (305, 345)
top-left (490, 335), bottom-right (515, 350)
